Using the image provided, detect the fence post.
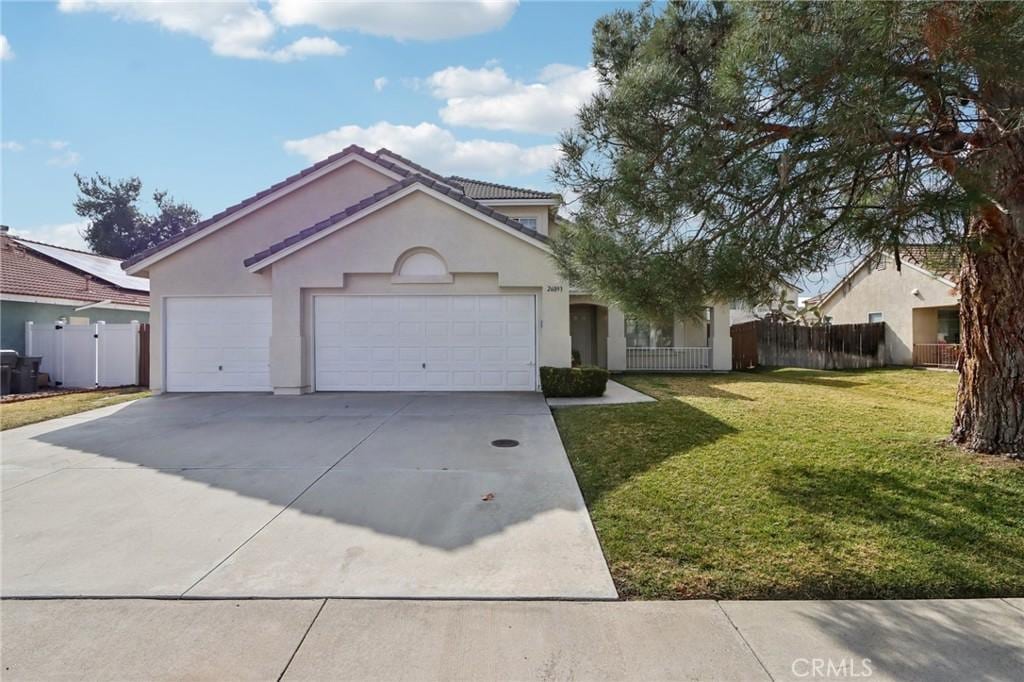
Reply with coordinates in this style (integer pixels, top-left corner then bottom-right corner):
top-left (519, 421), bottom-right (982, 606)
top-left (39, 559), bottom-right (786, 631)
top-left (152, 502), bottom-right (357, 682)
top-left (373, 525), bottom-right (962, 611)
top-left (93, 322), bottom-right (103, 388)
top-left (56, 321), bottom-right (64, 386)
top-left (130, 320), bottom-right (141, 386)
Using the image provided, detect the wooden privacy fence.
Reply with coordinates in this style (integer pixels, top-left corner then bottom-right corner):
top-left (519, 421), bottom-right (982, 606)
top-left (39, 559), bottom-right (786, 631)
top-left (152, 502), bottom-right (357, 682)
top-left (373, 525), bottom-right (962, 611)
top-left (732, 320), bottom-right (886, 370)
top-left (731, 322), bottom-right (759, 370)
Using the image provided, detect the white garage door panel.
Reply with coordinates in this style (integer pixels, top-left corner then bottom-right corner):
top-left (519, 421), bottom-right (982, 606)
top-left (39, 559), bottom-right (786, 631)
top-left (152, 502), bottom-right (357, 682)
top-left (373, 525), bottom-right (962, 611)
top-left (315, 295), bottom-right (536, 391)
top-left (165, 297), bottom-right (271, 392)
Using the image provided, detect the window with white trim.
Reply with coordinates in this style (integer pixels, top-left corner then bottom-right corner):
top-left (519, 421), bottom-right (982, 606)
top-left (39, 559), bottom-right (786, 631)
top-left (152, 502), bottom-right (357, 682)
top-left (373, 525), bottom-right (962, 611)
top-left (868, 312), bottom-right (884, 323)
top-left (513, 216), bottom-right (538, 231)
top-left (625, 316), bottom-right (674, 348)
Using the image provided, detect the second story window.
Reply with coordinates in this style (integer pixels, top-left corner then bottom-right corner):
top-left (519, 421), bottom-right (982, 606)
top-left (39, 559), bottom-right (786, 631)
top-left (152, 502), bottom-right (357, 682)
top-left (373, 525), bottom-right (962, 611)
top-left (514, 217), bottom-right (538, 231)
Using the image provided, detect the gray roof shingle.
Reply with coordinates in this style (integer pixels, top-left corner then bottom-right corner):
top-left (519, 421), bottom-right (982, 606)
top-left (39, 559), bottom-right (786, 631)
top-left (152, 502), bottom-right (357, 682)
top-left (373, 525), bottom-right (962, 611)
top-left (447, 176), bottom-right (561, 201)
top-left (374, 148), bottom-right (464, 191)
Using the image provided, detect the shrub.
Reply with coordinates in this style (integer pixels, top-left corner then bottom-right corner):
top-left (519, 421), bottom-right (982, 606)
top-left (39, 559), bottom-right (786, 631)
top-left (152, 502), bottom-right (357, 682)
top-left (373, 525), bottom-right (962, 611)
top-left (540, 366), bottom-right (610, 398)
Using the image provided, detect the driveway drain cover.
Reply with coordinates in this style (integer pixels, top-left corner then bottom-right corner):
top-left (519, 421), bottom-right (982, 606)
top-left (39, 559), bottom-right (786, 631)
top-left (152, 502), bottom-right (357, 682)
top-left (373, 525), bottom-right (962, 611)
top-left (491, 439), bottom-right (520, 448)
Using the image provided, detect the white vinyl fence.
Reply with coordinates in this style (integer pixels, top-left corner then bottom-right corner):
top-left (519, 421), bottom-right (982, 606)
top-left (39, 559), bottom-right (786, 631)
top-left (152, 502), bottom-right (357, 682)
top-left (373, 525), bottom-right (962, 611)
top-left (25, 321), bottom-right (141, 388)
top-left (626, 346), bottom-right (712, 371)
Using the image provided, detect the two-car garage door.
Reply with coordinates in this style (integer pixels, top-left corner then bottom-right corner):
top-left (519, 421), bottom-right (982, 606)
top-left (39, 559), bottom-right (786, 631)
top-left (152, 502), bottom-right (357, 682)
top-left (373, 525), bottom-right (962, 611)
top-left (163, 294), bottom-right (537, 392)
top-left (314, 295), bottom-right (536, 391)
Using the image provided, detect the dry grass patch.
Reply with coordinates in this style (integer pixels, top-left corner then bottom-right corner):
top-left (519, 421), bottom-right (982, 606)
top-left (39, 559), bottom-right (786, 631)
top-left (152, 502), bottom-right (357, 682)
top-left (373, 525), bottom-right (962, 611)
top-left (0, 388), bottom-right (150, 431)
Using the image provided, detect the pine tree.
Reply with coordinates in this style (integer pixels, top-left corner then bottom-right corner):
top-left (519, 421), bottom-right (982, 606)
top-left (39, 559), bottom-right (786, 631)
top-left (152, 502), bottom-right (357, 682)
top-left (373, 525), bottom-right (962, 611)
top-left (555, 1), bottom-right (1023, 456)
top-left (75, 174), bottom-right (199, 259)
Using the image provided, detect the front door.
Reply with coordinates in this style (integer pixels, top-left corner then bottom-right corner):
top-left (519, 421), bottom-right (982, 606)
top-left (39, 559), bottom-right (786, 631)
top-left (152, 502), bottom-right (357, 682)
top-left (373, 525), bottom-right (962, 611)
top-left (570, 305), bottom-right (597, 366)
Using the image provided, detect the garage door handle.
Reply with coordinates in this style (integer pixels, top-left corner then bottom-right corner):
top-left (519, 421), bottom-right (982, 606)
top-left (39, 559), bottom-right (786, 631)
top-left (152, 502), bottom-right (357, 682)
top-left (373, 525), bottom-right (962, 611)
top-left (422, 363), bottom-right (426, 369)
top-left (218, 365), bottom-right (223, 371)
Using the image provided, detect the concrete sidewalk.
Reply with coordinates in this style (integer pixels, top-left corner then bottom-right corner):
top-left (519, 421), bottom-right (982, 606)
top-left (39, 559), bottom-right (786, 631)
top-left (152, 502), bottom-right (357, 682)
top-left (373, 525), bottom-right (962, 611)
top-left (2, 598), bottom-right (1021, 681)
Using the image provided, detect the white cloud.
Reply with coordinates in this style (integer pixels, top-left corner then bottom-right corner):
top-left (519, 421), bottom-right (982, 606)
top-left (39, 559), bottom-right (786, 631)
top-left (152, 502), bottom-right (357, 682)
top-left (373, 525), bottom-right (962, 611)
top-left (9, 221), bottom-right (90, 251)
top-left (0, 34), bottom-right (13, 60)
top-left (58, 0), bottom-right (347, 62)
top-left (284, 121), bottom-right (559, 178)
top-left (47, 150), bottom-right (82, 167)
top-left (33, 140), bottom-right (81, 166)
top-left (270, 0), bottom-right (517, 41)
top-left (268, 36), bottom-right (348, 62)
top-left (373, 76), bottom-right (389, 92)
top-left (426, 63), bottom-right (599, 134)
top-left (426, 65), bottom-right (512, 98)
top-left (1, 141), bottom-right (24, 152)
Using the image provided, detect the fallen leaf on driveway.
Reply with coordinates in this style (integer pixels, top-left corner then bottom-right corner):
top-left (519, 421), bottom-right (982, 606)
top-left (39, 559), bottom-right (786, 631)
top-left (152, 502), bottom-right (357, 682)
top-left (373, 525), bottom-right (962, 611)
top-left (481, 492), bottom-right (495, 502)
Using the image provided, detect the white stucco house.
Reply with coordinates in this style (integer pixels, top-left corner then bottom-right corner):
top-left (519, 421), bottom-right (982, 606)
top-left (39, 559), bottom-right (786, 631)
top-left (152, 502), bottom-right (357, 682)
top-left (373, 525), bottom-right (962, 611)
top-left (814, 246), bottom-right (960, 367)
top-left (122, 145), bottom-right (730, 394)
top-left (729, 280), bottom-right (804, 326)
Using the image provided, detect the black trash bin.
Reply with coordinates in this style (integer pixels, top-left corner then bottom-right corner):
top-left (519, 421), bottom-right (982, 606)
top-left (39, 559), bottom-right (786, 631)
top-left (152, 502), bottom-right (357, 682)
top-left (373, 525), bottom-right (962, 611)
top-left (0, 350), bottom-right (17, 395)
top-left (11, 355), bottom-right (42, 394)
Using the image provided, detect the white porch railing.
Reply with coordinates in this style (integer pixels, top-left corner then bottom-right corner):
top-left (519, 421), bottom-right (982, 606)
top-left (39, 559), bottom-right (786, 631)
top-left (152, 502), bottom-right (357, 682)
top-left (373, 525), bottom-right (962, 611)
top-left (626, 346), bottom-right (711, 371)
top-left (913, 343), bottom-right (960, 369)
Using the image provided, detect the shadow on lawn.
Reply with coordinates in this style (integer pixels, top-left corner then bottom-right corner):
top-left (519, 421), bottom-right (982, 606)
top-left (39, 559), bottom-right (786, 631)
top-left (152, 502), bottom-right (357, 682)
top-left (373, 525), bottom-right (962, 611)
top-left (766, 463), bottom-right (1024, 597)
top-left (558, 400), bottom-right (737, 505)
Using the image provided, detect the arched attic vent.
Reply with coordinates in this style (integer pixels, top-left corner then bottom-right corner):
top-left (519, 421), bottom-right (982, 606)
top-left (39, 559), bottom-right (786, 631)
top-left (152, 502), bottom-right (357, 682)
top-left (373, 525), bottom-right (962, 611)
top-left (391, 247), bottom-right (453, 284)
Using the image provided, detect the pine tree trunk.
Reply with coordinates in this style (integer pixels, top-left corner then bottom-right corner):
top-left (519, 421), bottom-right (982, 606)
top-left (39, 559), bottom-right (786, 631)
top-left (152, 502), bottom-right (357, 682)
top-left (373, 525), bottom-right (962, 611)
top-left (950, 188), bottom-right (1024, 458)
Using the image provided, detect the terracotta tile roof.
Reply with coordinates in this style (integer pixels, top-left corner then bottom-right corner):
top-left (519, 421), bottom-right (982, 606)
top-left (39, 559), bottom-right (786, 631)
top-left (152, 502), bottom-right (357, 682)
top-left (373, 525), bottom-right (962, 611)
top-left (1, 235), bottom-right (149, 307)
top-left (244, 174), bottom-right (549, 269)
top-left (447, 176), bottom-right (560, 201)
top-left (901, 244), bottom-right (961, 281)
top-left (122, 144), bottom-right (415, 270)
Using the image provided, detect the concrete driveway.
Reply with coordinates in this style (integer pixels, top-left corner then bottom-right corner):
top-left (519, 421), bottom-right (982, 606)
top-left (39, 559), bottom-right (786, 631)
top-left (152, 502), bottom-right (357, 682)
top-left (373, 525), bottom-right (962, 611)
top-left (1, 392), bottom-right (615, 599)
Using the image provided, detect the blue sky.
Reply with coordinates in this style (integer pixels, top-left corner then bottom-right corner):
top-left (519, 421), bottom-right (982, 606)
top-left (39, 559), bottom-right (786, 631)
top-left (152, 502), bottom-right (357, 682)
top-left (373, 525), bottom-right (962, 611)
top-left (1, 2), bottom-right (618, 242)
top-left (1, 1), bottom-right (846, 295)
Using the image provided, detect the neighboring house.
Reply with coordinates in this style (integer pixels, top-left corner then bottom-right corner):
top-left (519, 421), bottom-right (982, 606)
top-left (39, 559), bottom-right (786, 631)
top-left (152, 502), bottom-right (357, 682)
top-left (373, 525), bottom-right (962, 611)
top-left (0, 228), bottom-right (150, 354)
top-left (122, 144), bottom-right (731, 394)
top-left (729, 280), bottom-right (804, 325)
top-left (814, 245), bottom-right (960, 367)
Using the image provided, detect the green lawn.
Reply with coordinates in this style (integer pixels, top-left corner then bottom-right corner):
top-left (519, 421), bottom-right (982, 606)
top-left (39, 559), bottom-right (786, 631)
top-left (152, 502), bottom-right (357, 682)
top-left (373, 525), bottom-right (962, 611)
top-left (0, 388), bottom-right (150, 431)
top-left (554, 368), bottom-right (1024, 600)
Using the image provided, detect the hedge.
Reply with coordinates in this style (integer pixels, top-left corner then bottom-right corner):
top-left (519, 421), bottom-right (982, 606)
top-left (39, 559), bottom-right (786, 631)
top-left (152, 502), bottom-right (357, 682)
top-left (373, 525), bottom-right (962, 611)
top-left (540, 366), bottom-right (609, 398)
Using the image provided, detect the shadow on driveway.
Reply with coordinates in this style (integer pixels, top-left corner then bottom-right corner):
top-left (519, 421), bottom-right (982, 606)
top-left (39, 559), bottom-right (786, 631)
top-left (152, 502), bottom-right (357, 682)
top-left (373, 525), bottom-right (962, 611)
top-left (2, 392), bottom-right (616, 598)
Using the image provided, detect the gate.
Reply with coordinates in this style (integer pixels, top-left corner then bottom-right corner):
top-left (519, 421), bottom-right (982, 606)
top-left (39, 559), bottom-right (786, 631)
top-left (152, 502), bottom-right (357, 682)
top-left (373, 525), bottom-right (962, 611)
top-left (25, 321), bottom-right (142, 388)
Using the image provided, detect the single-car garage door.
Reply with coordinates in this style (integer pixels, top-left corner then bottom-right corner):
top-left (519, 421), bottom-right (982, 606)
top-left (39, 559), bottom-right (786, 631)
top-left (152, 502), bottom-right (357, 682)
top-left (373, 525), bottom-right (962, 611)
top-left (315, 295), bottom-right (536, 391)
top-left (165, 297), bottom-right (271, 392)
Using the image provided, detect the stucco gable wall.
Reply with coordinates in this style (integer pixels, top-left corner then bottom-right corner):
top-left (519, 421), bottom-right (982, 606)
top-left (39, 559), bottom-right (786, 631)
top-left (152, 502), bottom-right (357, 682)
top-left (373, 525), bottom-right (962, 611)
top-left (144, 161), bottom-right (397, 391)
top-left (147, 162), bottom-right (396, 296)
top-left (819, 255), bottom-right (958, 365)
top-left (272, 191), bottom-right (553, 285)
top-left (266, 191), bottom-right (569, 392)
